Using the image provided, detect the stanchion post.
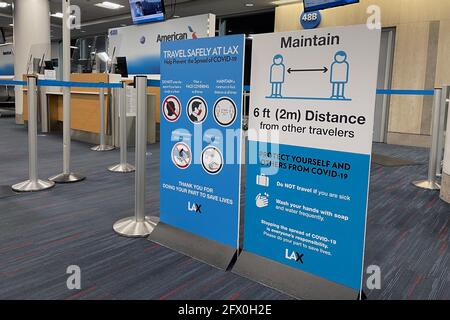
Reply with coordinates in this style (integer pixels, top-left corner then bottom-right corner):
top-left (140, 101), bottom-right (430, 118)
top-left (413, 88), bottom-right (442, 190)
top-left (91, 85), bottom-right (115, 151)
top-left (436, 85), bottom-right (449, 177)
top-left (48, 0), bottom-right (85, 183)
top-left (108, 83), bottom-right (135, 173)
top-left (113, 76), bottom-right (158, 237)
top-left (12, 75), bottom-right (55, 192)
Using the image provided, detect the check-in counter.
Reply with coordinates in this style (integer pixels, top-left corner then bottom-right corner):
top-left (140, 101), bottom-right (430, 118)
top-left (23, 73), bottom-right (113, 134)
top-left (22, 73), bottom-right (158, 146)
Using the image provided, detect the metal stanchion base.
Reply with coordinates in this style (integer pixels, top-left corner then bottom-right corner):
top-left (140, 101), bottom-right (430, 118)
top-left (49, 173), bottom-right (86, 184)
top-left (12, 179), bottom-right (55, 192)
top-left (113, 216), bottom-right (159, 238)
top-left (108, 163), bottom-right (136, 173)
top-left (91, 145), bottom-right (115, 152)
top-left (413, 180), bottom-right (441, 190)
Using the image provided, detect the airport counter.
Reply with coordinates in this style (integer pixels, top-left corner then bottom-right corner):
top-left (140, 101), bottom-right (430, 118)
top-left (22, 73), bottom-right (158, 146)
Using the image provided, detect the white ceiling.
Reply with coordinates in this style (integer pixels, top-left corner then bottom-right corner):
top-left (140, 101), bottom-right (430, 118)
top-left (0, 0), bottom-right (285, 41)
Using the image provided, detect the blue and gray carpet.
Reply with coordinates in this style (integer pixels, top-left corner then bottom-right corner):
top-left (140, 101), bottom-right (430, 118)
top-left (0, 118), bottom-right (448, 300)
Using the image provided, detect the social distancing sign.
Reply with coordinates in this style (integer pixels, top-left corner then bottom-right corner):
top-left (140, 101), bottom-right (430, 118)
top-left (240, 25), bottom-right (381, 294)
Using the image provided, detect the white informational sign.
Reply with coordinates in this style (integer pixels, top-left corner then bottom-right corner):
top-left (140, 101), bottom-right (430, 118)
top-left (243, 25), bottom-right (381, 292)
top-left (108, 14), bottom-right (215, 75)
top-left (44, 69), bottom-right (56, 80)
top-left (0, 43), bottom-right (14, 76)
top-left (126, 85), bottom-right (137, 117)
top-left (249, 25), bottom-right (380, 155)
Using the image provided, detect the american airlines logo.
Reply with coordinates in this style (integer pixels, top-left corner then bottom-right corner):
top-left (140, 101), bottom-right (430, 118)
top-left (156, 26), bottom-right (198, 43)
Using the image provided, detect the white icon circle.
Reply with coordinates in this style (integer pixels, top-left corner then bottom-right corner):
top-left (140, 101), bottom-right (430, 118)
top-left (201, 146), bottom-right (223, 175)
top-left (171, 142), bottom-right (192, 170)
top-left (162, 96), bottom-right (182, 122)
top-left (214, 97), bottom-right (237, 127)
top-left (187, 96), bottom-right (208, 124)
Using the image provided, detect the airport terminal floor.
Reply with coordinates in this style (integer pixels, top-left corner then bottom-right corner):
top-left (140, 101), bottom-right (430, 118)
top-left (0, 116), bottom-right (448, 300)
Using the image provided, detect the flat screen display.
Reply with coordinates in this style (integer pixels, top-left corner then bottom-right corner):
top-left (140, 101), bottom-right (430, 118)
top-left (303, 0), bottom-right (359, 12)
top-left (129, 0), bottom-right (165, 24)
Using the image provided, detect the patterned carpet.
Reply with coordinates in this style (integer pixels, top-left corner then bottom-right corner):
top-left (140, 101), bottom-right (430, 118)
top-left (0, 117), bottom-right (448, 300)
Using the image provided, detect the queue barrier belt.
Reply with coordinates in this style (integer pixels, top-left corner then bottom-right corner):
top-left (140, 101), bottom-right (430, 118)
top-left (0, 80), bottom-right (26, 86)
top-left (0, 79), bottom-right (436, 96)
top-left (243, 85), bottom-right (435, 96)
top-left (375, 89), bottom-right (435, 96)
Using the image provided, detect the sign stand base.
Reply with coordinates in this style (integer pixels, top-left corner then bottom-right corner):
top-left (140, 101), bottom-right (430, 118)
top-left (148, 222), bottom-right (237, 270)
top-left (233, 251), bottom-right (359, 300)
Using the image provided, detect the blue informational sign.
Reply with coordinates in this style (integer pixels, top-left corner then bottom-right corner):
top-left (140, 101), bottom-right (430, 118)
top-left (159, 35), bottom-right (245, 248)
top-left (303, 0), bottom-right (359, 12)
top-left (300, 11), bottom-right (322, 29)
top-left (243, 25), bottom-right (381, 291)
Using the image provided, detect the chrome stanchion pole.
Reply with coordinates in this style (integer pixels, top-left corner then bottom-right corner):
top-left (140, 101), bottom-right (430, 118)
top-left (12, 75), bottom-right (55, 192)
top-left (436, 86), bottom-right (449, 177)
top-left (49, 0), bottom-right (85, 183)
top-left (413, 88), bottom-right (442, 190)
top-left (113, 76), bottom-right (158, 237)
top-left (108, 83), bottom-right (135, 173)
top-left (49, 85), bottom-right (85, 183)
top-left (91, 85), bottom-right (115, 151)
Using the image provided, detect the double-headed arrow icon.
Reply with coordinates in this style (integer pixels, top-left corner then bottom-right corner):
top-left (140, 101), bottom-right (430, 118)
top-left (287, 66), bottom-right (328, 74)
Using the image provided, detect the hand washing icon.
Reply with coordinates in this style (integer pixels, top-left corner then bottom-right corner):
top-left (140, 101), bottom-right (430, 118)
top-left (256, 193), bottom-right (270, 208)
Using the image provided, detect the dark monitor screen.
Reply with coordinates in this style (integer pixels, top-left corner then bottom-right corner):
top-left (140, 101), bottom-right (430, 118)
top-left (129, 0), bottom-right (165, 24)
top-left (115, 57), bottom-right (128, 78)
top-left (44, 60), bottom-right (54, 70)
top-left (303, 0), bottom-right (359, 12)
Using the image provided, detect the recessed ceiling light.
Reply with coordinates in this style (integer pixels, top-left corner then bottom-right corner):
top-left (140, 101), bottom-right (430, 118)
top-left (50, 12), bottom-right (76, 19)
top-left (0, 2), bottom-right (11, 8)
top-left (94, 2), bottom-right (124, 10)
top-left (51, 12), bottom-right (63, 18)
top-left (245, 3), bottom-right (254, 7)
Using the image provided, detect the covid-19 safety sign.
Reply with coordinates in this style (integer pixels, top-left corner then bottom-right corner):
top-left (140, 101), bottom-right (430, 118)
top-left (159, 35), bottom-right (245, 249)
top-left (243, 25), bottom-right (381, 291)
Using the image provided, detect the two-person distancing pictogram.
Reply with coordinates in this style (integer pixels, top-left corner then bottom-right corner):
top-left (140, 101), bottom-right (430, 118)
top-left (268, 50), bottom-right (351, 101)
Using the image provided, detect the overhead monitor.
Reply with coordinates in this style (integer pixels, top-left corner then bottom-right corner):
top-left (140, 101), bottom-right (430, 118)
top-left (303, 0), bottom-right (359, 12)
top-left (129, 0), bottom-right (165, 24)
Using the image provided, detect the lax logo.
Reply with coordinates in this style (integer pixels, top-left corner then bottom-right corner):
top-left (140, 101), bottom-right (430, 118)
top-left (285, 249), bottom-right (304, 264)
top-left (187, 202), bottom-right (202, 213)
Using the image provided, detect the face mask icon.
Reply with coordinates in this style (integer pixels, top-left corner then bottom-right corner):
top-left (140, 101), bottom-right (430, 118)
top-left (187, 97), bottom-right (208, 124)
